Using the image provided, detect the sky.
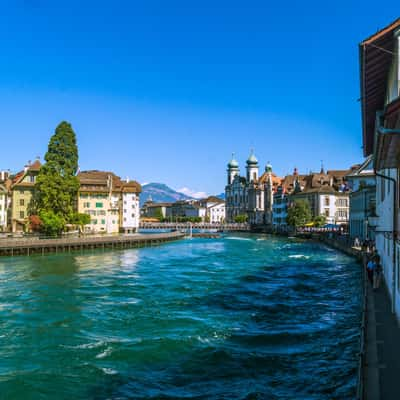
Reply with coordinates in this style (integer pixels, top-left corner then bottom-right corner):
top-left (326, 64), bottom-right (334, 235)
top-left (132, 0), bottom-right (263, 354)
top-left (0, 1), bottom-right (398, 196)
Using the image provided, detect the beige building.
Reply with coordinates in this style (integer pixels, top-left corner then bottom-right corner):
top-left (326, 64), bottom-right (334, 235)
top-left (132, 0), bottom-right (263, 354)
top-left (78, 170), bottom-right (141, 234)
top-left (11, 160), bottom-right (41, 232)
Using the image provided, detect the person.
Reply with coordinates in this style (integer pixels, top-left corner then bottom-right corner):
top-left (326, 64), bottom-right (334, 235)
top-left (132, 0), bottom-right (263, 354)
top-left (373, 257), bottom-right (383, 290)
top-left (354, 237), bottom-right (360, 248)
top-left (366, 256), bottom-right (376, 285)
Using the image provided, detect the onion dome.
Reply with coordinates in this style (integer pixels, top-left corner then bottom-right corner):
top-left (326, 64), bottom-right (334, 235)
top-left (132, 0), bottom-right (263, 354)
top-left (227, 154), bottom-right (239, 169)
top-left (246, 150), bottom-right (258, 165)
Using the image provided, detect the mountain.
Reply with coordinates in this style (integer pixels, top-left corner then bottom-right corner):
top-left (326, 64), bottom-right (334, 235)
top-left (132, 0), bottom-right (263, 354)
top-left (216, 193), bottom-right (225, 200)
top-left (140, 183), bottom-right (193, 206)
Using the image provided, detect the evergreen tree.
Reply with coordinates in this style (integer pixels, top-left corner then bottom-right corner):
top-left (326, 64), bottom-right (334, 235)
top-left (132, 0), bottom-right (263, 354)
top-left (286, 200), bottom-right (312, 228)
top-left (33, 121), bottom-right (80, 234)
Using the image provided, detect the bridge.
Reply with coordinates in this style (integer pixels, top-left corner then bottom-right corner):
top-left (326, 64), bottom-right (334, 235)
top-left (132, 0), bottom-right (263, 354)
top-left (139, 222), bottom-right (250, 231)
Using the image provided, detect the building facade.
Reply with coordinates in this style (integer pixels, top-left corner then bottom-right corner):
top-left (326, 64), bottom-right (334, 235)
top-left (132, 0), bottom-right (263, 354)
top-left (346, 156), bottom-right (376, 241)
top-left (11, 160), bottom-right (41, 232)
top-left (198, 196), bottom-right (226, 223)
top-left (225, 152), bottom-right (280, 224)
top-left (78, 170), bottom-right (141, 234)
top-left (360, 18), bottom-right (400, 318)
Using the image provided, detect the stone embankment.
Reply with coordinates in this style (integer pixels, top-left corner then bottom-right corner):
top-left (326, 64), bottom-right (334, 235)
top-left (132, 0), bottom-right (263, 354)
top-left (0, 231), bottom-right (185, 257)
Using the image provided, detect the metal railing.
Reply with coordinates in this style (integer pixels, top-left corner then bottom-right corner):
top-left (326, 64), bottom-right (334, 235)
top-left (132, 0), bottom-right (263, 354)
top-left (356, 253), bottom-right (367, 399)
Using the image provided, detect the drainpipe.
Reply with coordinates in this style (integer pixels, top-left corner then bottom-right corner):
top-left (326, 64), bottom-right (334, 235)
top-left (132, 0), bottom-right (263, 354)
top-left (374, 169), bottom-right (397, 314)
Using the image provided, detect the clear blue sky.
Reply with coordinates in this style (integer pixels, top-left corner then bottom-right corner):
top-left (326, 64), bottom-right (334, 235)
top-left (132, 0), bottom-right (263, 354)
top-left (0, 1), bottom-right (397, 195)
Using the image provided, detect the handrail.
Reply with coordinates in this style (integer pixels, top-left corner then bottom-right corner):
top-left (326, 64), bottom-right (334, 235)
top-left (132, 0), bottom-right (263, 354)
top-left (356, 252), bottom-right (368, 399)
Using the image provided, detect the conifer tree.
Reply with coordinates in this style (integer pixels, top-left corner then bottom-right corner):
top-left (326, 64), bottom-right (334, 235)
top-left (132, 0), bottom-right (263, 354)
top-left (33, 121), bottom-right (80, 234)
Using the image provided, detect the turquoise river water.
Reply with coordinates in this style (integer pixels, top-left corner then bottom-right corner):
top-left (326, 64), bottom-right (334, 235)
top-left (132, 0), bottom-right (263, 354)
top-left (0, 234), bottom-right (362, 399)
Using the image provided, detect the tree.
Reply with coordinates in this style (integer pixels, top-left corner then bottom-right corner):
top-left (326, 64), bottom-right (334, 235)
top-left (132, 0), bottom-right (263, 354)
top-left (39, 210), bottom-right (66, 236)
top-left (234, 214), bottom-right (248, 223)
top-left (313, 214), bottom-right (327, 227)
top-left (32, 121), bottom-right (80, 234)
top-left (71, 212), bottom-right (91, 232)
top-left (286, 200), bottom-right (312, 228)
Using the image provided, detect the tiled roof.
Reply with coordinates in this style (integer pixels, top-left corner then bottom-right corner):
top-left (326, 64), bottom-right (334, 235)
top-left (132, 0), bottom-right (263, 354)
top-left (78, 170), bottom-right (141, 193)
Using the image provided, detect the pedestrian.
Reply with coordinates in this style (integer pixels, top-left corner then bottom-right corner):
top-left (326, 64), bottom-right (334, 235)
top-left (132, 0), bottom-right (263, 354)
top-left (373, 257), bottom-right (382, 290)
top-left (354, 237), bottom-right (360, 248)
top-left (366, 256), bottom-right (376, 285)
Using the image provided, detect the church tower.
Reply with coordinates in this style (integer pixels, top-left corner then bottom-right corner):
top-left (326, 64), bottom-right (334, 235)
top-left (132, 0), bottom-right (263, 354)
top-left (227, 154), bottom-right (239, 185)
top-left (246, 150), bottom-right (259, 182)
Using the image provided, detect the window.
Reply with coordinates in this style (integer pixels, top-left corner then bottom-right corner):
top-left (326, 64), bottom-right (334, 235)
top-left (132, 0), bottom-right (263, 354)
top-left (91, 219), bottom-right (97, 224)
top-left (95, 202), bottom-right (103, 208)
top-left (131, 213), bottom-right (135, 218)
top-left (325, 196), bottom-right (330, 206)
top-left (19, 211), bottom-right (24, 219)
top-left (19, 199), bottom-right (24, 206)
top-left (325, 209), bottom-right (329, 217)
top-left (84, 202), bottom-right (90, 208)
top-left (30, 176), bottom-right (35, 183)
top-left (101, 219), bottom-right (105, 224)
top-left (381, 176), bottom-right (386, 202)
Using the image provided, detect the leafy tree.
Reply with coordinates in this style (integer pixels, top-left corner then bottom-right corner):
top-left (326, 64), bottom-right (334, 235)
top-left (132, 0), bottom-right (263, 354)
top-left (286, 200), bottom-right (312, 228)
top-left (234, 214), bottom-right (248, 223)
top-left (313, 214), bottom-right (326, 227)
top-left (32, 121), bottom-right (80, 233)
top-left (39, 210), bottom-right (65, 236)
top-left (71, 212), bottom-right (91, 231)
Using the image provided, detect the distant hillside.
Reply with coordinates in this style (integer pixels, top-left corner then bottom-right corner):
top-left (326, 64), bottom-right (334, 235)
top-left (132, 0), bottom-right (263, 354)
top-left (140, 183), bottom-right (193, 206)
top-left (216, 193), bottom-right (225, 200)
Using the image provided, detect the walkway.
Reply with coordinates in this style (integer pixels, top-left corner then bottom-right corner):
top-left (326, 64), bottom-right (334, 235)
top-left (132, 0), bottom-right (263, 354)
top-left (365, 279), bottom-right (400, 399)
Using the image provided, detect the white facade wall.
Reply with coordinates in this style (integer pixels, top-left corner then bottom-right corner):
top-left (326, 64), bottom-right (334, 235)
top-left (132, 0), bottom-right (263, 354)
top-left (106, 193), bottom-right (120, 234)
top-left (317, 194), bottom-right (349, 225)
top-left (375, 168), bottom-right (399, 315)
top-left (122, 192), bottom-right (140, 233)
top-left (0, 192), bottom-right (7, 230)
top-left (209, 203), bottom-right (225, 223)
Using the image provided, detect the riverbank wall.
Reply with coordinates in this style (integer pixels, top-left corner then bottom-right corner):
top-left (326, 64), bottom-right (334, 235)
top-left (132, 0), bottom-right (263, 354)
top-left (0, 231), bottom-right (185, 257)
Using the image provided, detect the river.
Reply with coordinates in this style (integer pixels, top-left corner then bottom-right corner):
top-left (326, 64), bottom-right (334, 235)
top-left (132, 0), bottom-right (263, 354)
top-left (0, 234), bottom-right (362, 399)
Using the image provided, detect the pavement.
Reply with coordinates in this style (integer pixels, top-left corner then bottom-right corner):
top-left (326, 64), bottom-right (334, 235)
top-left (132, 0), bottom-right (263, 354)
top-left (365, 277), bottom-right (400, 399)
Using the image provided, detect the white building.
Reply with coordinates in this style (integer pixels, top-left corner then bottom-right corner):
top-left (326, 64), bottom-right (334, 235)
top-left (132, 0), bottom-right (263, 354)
top-left (78, 171), bottom-right (141, 234)
top-left (198, 196), bottom-right (226, 223)
top-left (121, 183), bottom-right (141, 233)
top-left (208, 202), bottom-right (225, 223)
top-left (346, 156), bottom-right (376, 241)
top-left (360, 18), bottom-right (400, 318)
top-left (0, 183), bottom-right (8, 231)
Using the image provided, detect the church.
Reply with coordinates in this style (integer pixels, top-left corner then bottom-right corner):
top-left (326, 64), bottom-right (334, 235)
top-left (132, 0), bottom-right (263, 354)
top-left (225, 151), bottom-right (281, 225)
